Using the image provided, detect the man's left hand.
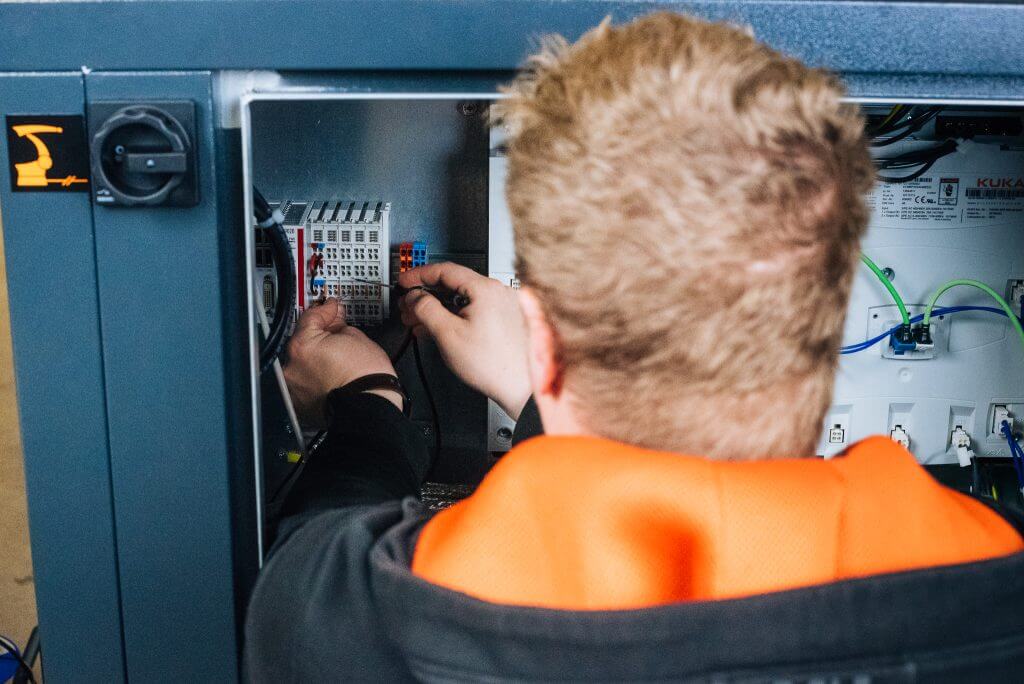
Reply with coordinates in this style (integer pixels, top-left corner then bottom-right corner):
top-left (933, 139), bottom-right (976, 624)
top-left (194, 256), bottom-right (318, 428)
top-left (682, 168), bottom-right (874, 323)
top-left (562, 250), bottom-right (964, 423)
top-left (283, 299), bottom-right (402, 426)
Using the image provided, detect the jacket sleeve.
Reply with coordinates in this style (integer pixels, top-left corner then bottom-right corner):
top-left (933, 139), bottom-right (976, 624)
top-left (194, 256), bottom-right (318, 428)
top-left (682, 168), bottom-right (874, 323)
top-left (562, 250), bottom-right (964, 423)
top-left (246, 502), bottom-right (423, 683)
top-left (278, 391), bottom-right (431, 527)
top-left (512, 396), bottom-right (543, 446)
top-left (246, 392), bottom-right (431, 682)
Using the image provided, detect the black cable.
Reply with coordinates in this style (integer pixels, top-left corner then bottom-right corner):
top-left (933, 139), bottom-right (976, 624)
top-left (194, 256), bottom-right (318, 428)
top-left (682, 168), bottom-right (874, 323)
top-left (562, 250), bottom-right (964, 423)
top-left (875, 140), bottom-right (957, 169)
top-left (12, 627), bottom-right (38, 684)
top-left (266, 430), bottom-right (327, 506)
top-left (269, 325), bottom-right (421, 506)
top-left (875, 140), bottom-right (956, 184)
top-left (253, 187), bottom-right (297, 374)
top-left (971, 454), bottom-right (982, 496)
top-left (871, 107), bottom-right (942, 147)
top-left (876, 157), bottom-right (941, 184)
top-left (390, 329), bottom-right (414, 365)
top-left (412, 337), bottom-right (442, 476)
top-left (268, 328), bottom-right (427, 503)
top-left (866, 104), bottom-right (910, 137)
top-left (0, 635), bottom-right (36, 684)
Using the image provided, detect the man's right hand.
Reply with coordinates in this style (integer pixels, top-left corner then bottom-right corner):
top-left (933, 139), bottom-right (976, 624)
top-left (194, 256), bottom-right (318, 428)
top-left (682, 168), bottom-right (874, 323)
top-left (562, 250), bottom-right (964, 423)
top-left (398, 263), bottom-right (531, 420)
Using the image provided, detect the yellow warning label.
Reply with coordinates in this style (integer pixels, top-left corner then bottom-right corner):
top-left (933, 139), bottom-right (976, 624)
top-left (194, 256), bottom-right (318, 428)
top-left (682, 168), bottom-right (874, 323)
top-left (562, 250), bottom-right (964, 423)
top-left (7, 116), bottom-right (90, 193)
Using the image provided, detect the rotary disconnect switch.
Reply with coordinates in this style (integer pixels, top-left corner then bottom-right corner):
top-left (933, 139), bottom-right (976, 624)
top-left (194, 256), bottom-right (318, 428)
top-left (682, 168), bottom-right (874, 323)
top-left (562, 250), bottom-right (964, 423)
top-left (88, 101), bottom-right (198, 207)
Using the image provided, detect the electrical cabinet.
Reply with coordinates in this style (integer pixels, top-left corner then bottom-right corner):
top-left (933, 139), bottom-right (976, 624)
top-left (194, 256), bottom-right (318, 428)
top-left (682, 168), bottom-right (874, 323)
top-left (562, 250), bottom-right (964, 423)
top-left (2, 1), bottom-right (1024, 682)
top-left (826, 130), bottom-right (1024, 463)
top-left (245, 95), bottom-right (1024, 508)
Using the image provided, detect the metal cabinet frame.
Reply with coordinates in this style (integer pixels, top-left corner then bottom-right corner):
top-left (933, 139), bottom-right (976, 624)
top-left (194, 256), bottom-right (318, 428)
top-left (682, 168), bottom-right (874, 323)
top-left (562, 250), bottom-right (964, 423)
top-left (1, 1), bottom-right (1021, 681)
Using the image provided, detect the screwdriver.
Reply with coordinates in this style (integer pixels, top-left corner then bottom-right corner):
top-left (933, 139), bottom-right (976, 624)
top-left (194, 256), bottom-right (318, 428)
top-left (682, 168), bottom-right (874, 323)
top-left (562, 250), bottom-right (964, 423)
top-left (352, 278), bottom-right (471, 311)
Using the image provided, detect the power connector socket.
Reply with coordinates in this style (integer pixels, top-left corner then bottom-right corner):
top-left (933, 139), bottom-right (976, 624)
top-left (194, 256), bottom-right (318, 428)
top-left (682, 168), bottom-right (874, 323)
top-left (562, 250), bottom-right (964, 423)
top-left (991, 405), bottom-right (1016, 440)
top-left (890, 324), bottom-right (917, 355)
top-left (1005, 279), bottom-right (1023, 317)
top-left (890, 424), bottom-right (911, 450)
top-left (912, 323), bottom-right (934, 349)
top-left (951, 426), bottom-right (975, 467)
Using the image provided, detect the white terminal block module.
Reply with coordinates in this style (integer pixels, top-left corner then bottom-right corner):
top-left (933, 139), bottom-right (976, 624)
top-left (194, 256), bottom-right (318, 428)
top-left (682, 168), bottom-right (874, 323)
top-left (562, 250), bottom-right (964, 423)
top-left (256, 200), bottom-right (391, 327)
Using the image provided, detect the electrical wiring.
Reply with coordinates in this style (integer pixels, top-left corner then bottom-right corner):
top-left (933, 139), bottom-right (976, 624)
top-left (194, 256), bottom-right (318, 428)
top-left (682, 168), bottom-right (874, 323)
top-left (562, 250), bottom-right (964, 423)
top-left (412, 337), bottom-right (442, 477)
top-left (12, 627), bottom-right (38, 684)
top-left (867, 105), bottom-right (907, 137)
top-left (860, 253), bottom-right (910, 325)
top-left (269, 326), bottom-right (440, 505)
top-left (266, 430), bottom-right (327, 506)
top-left (253, 280), bottom-right (305, 453)
top-left (875, 139), bottom-right (958, 184)
top-left (875, 140), bottom-right (958, 169)
top-left (870, 106), bottom-right (942, 147)
top-left (253, 187), bottom-right (297, 374)
top-left (1000, 420), bottom-right (1024, 495)
top-left (840, 305), bottom-right (1015, 354)
top-left (392, 329), bottom-right (441, 477)
top-left (923, 279), bottom-right (1024, 354)
top-left (391, 329), bottom-right (414, 365)
top-left (875, 157), bottom-right (942, 184)
top-left (0, 634), bottom-right (35, 684)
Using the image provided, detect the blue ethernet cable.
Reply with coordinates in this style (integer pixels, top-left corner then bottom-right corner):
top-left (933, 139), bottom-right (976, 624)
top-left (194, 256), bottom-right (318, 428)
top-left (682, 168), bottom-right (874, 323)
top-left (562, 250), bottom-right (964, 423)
top-left (1000, 419), bottom-right (1024, 494)
top-left (840, 306), bottom-right (1018, 355)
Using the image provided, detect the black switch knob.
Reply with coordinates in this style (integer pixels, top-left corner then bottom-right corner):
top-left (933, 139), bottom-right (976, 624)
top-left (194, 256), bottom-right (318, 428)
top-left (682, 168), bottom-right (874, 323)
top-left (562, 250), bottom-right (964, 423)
top-left (88, 102), bottom-right (198, 207)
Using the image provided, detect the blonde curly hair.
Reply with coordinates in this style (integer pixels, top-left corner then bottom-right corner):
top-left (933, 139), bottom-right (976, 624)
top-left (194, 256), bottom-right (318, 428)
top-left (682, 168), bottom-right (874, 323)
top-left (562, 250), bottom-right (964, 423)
top-left (493, 12), bottom-right (874, 458)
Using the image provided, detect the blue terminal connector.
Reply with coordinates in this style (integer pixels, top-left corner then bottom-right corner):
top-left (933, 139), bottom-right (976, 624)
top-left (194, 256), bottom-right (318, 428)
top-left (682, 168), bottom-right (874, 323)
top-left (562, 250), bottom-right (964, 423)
top-left (889, 323), bottom-right (917, 355)
top-left (412, 241), bottom-right (428, 267)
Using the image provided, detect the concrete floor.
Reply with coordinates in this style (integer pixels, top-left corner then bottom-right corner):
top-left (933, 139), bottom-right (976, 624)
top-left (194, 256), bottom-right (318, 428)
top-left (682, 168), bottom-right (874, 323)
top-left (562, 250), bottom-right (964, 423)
top-left (0, 212), bottom-right (40, 677)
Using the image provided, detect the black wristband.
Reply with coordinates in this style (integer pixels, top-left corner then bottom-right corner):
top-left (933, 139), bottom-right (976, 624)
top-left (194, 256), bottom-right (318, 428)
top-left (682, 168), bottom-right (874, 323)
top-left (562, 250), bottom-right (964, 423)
top-left (325, 374), bottom-right (411, 421)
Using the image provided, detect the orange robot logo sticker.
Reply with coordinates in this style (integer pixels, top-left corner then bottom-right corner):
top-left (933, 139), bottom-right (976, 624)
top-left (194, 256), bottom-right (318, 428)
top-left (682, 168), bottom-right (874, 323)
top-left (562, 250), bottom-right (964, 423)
top-left (7, 116), bottom-right (90, 193)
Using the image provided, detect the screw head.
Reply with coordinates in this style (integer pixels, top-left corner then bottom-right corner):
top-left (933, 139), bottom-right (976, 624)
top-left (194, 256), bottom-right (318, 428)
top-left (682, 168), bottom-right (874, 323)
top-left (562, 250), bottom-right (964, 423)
top-left (459, 101), bottom-right (480, 117)
top-left (497, 427), bottom-right (513, 440)
top-left (882, 267), bottom-right (896, 281)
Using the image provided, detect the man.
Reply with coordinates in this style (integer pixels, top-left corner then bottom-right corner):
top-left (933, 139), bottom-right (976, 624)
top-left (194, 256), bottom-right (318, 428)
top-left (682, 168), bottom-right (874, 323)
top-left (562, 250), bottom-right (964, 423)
top-left (246, 13), bottom-right (1024, 681)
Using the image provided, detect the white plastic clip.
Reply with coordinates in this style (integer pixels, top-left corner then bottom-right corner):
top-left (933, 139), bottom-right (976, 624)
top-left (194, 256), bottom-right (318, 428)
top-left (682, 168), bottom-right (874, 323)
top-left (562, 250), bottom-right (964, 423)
top-left (951, 427), bottom-right (974, 467)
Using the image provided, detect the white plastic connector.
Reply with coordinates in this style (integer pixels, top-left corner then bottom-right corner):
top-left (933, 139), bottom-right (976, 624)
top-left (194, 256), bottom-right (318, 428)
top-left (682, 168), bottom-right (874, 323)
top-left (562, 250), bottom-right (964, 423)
top-left (951, 426), bottom-right (975, 467)
top-left (1009, 280), bottom-right (1024, 318)
top-left (828, 424), bottom-right (846, 445)
top-left (890, 425), bottom-right (911, 450)
top-left (914, 324), bottom-right (935, 351)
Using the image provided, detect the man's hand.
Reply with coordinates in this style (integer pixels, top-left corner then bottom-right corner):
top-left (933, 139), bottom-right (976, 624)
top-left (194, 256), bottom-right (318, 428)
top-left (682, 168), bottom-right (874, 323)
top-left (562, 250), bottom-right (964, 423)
top-left (399, 263), bottom-right (531, 420)
top-left (284, 299), bottom-right (402, 426)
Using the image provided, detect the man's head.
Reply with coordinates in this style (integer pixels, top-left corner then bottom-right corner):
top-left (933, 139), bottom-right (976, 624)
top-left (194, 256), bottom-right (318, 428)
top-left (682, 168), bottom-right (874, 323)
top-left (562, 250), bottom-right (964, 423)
top-left (495, 13), bottom-right (875, 459)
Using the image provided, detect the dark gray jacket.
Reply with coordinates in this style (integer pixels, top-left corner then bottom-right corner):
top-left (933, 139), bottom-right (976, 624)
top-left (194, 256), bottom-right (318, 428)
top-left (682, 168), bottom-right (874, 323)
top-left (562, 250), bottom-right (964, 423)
top-left (246, 394), bottom-right (1024, 682)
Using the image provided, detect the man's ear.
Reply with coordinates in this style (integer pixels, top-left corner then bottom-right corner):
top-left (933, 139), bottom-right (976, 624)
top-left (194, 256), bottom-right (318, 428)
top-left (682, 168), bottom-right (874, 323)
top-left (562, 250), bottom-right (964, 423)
top-left (517, 288), bottom-right (563, 399)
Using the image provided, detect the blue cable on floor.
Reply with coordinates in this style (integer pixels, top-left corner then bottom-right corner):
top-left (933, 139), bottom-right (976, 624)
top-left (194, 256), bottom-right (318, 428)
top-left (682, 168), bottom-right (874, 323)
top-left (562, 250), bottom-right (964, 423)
top-left (0, 635), bottom-right (22, 684)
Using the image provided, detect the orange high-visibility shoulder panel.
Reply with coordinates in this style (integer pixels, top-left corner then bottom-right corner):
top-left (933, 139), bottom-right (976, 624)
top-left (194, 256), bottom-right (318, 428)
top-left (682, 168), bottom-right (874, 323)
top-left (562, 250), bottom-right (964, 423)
top-left (412, 436), bottom-right (1023, 610)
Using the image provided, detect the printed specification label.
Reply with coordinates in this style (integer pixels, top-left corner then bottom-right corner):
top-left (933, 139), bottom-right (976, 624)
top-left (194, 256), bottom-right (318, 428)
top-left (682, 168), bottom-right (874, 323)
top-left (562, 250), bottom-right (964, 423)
top-left (866, 174), bottom-right (1024, 228)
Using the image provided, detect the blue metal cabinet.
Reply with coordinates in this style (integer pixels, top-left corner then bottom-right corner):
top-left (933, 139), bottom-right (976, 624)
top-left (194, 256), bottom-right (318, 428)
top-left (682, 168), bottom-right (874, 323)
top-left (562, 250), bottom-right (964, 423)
top-left (0, 72), bottom-right (126, 683)
top-left (1, 1), bottom-right (1023, 682)
top-left (1, 70), bottom-right (253, 681)
top-left (84, 72), bottom-right (251, 682)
